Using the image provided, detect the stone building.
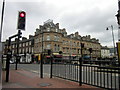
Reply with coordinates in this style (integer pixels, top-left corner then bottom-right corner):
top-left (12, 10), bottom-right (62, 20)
top-left (3, 35), bottom-right (34, 63)
top-left (101, 46), bottom-right (110, 59)
top-left (34, 20), bottom-right (101, 62)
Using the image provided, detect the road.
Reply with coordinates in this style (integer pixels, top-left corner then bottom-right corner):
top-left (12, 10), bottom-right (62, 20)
top-left (10, 63), bottom-right (119, 89)
top-left (10, 63), bottom-right (50, 77)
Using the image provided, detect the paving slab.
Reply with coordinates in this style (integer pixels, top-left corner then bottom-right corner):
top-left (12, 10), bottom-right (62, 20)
top-left (2, 69), bottom-right (103, 89)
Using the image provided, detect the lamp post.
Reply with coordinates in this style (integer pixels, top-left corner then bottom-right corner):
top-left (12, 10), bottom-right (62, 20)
top-left (0, 0), bottom-right (5, 42)
top-left (106, 25), bottom-right (116, 57)
top-left (0, 0), bottom-right (5, 72)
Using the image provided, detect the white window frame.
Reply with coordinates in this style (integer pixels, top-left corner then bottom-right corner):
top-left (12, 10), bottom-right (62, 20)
top-left (47, 35), bottom-right (50, 41)
top-left (47, 44), bottom-right (51, 49)
top-left (56, 28), bottom-right (58, 32)
top-left (26, 42), bottom-right (28, 46)
top-left (29, 41), bottom-right (31, 45)
top-left (29, 47), bottom-right (31, 53)
top-left (47, 28), bottom-right (50, 31)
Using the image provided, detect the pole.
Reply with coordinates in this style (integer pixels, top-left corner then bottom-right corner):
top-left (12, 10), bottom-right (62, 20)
top-left (40, 31), bottom-right (43, 78)
top-left (40, 53), bottom-right (43, 78)
top-left (50, 55), bottom-right (53, 78)
top-left (6, 38), bottom-right (11, 82)
top-left (0, 1), bottom-right (5, 82)
top-left (79, 43), bottom-right (83, 86)
top-left (15, 30), bottom-right (20, 70)
top-left (111, 25), bottom-right (116, 57)
top-left (0, 0), bottom-right (5, 42)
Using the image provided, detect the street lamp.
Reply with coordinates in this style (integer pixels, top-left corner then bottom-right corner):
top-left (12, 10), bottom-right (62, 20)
top-left (0, 0), bottom-right (5, 69)
top-left (106, 25), bottom-right (116, 57)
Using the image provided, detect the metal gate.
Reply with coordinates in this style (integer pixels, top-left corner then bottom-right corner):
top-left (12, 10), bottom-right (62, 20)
top-left (51, 58), bottom-right (120, 89)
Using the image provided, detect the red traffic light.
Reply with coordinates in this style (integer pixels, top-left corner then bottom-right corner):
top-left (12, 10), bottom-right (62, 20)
top-left (17, 11), bottom-right (26, 30)
top-left (19, 12), bottom-right (25, 17)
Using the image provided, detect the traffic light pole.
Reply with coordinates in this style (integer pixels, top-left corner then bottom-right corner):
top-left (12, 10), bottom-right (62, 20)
top-left (16, 30), bottom-right (21, 70)
top-left (6, 38), bottom-right (11, 82)
top-left (5, 30), bottom-right (22, 82)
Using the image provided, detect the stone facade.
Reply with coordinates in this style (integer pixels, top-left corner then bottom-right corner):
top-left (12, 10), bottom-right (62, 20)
top-left (101, 46), bottom-right (110, 59)
top-left (3, 35), bottom-right (34, 63)
top-left (34, 20), bottom-right (101, 60)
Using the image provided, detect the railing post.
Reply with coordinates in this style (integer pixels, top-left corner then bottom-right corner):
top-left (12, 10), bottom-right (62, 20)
top-left (79, 57), bottom-right (82, 86)
top-left (40, 53), bottom-right (43, 78)
top-left (50, 55), bottom-right (53, 78)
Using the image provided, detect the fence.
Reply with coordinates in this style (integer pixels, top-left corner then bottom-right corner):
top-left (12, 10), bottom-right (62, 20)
top-left (52, 58), bottom-right (120, 89)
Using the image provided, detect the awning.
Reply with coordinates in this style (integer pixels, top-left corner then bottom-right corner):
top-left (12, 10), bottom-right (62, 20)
top-left (46, 56), bottom-right (51, 58)
top-left (84, 55), bottom-right (90, 58)
top-left (53, 53), bottom-right (59, 55)
top-left (62, 54), bottom-right (69, 56)
top-left (72, 54), bottom-right (76, 56)
top-left (34, 54), bottom-right (40, 56)
top-left (55, 55), bottom-right (62, 58)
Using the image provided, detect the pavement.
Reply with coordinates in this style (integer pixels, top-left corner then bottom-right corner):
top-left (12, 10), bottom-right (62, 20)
top-left (2, 69), bottom-right (103, 89)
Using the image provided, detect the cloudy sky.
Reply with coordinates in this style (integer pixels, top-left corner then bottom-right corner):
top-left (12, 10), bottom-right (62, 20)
top-left (0, 0), bottom-right (119, 47)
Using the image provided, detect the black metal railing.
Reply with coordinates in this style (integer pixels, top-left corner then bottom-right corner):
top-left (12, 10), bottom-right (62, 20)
top-left (51, 58), bottom-right (120, 89)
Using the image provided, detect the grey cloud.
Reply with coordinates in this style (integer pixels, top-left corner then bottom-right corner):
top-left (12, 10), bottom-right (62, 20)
top-left (1, 0), bottom-right (119, 47)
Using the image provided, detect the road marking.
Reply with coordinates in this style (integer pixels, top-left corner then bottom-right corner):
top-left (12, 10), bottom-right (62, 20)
top-left (30, 70), bottom-right (50, 76)
top-left (30, 70), bottom-right (39, 74)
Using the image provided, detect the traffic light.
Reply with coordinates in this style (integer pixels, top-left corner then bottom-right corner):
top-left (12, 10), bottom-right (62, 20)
top-left (17, 11), bottom-right (26, 30)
